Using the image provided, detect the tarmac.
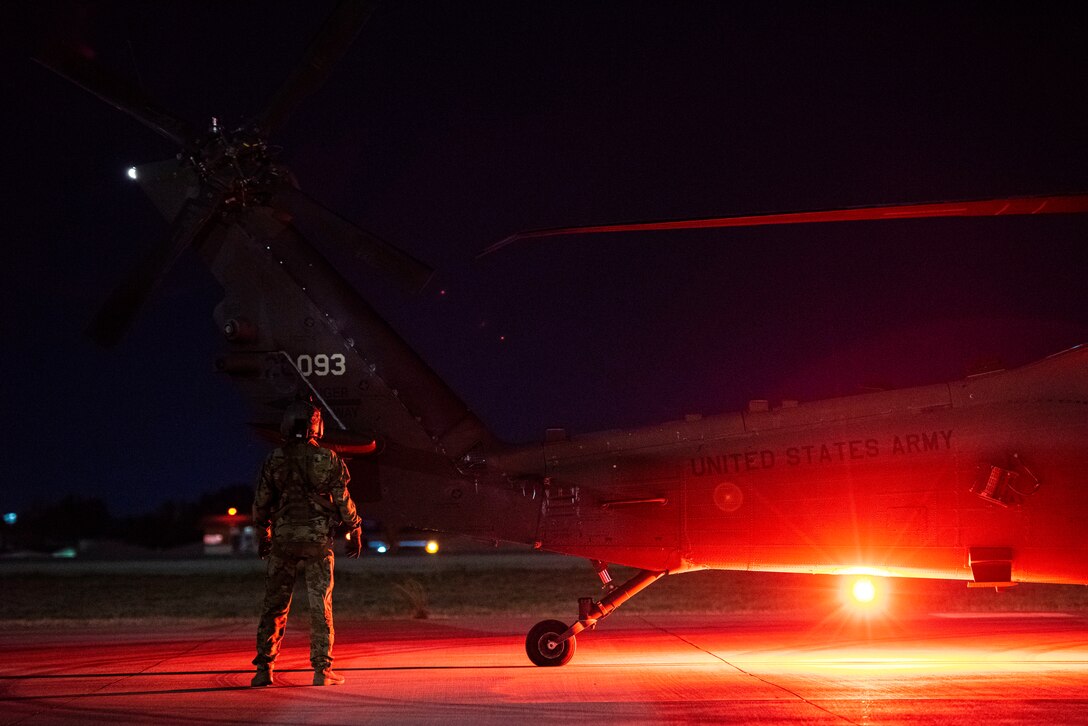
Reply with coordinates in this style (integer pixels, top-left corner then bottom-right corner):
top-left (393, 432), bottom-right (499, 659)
top-left (3, 609), bottom-right (1088, 725)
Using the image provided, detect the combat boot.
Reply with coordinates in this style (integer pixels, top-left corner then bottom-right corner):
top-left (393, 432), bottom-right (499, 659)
top-left (250, 665), bottom-right (274, 687)
top-left (313, 668), bottom-right (345, 686)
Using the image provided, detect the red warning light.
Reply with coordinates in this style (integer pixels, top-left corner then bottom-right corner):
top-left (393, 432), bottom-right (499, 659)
top-left (853, 578), bottom-right (876, 603)
top-left (839, 575), bottom-right (889, 616)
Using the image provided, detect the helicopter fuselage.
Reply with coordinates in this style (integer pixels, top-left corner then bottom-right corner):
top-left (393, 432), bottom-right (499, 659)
top-left (203, 206), bottom-right (1088, 587)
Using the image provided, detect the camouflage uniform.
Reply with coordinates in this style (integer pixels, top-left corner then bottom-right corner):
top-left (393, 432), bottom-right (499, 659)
top-left (252, 440), bottom-right (360, 671)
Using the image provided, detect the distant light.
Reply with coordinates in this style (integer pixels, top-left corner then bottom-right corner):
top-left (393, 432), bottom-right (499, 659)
top-left (345, 531), bottom-right (352, 540)
top-left (376, 544), bottom-right (388, 554)
top-left (227, 507), bottom-right (238, 516)
top-left (127, 166), bottom-right (138, 180)
top-left (203, 533), bottom-right (224, 546)
top-left (2, 512), bottom-right (15, 525)
top-left (425, 540), bottom-right (439, 555)
top-left (52, 547), bottom-right (77, 559)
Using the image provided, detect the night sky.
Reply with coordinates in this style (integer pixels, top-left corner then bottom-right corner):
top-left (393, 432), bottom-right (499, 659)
top-left (4, 2), bottom-right (1087, 516)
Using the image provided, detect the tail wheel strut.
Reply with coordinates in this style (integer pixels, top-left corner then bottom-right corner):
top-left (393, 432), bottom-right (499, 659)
top-left (525, 568), bottom-right (665, 666)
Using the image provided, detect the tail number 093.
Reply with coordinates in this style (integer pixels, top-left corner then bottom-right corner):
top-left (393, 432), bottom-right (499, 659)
top-left (296, 353), bottom-right (347, 377)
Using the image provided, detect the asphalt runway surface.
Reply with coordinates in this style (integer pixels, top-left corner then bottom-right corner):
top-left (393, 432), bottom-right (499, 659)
top-left (3, 609), bottom-right (1088, 725)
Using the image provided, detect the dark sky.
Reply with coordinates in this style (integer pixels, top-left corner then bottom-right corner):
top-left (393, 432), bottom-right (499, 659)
top-left (4, 2), bottom-right (1088, 516)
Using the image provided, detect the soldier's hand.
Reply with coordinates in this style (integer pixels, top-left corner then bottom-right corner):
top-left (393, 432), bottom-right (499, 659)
top-left (347, 527), bottom-right (363, 559)
top-left (258, 533), bottom-right (273, 560)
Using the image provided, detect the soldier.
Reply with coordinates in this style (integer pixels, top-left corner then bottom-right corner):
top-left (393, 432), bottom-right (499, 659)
top-left (250, 401), bottom-right (363, 687)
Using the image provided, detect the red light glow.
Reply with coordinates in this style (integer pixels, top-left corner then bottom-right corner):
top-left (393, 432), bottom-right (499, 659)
top-left (840, 576), bottom-right (888, 617)
top-left (852, 578), bottom-right (876, 603)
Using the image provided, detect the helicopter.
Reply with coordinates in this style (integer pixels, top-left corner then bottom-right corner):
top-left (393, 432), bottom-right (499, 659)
top-left (34, 1), bottom-right (1088, 666)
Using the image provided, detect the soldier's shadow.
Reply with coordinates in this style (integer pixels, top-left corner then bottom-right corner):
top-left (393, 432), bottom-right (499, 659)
top-left (0, 665), bottom-right (532, 701)
top-left (0, 670), bottom-right (269, 700)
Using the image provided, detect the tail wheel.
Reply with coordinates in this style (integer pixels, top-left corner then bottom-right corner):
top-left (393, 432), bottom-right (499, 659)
top-left (525, 619), bottom-right (576, 667)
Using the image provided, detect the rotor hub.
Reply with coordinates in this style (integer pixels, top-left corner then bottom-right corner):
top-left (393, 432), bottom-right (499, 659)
top-left (187, 121), bottom-right (285, 207)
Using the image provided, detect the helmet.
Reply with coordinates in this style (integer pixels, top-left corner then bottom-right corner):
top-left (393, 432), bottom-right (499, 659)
top-left (280, 401), bottom-right (324, 440)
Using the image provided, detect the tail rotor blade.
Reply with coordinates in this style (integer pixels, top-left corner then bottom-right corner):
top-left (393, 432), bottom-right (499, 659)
top-left (272, 187), bottom-right (433, 293)
top-left (255, 0), bottom-right (377, 136)
top-left (88, 197), bottom-right (219, 346)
